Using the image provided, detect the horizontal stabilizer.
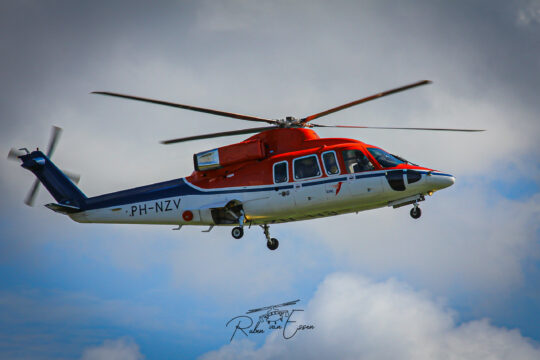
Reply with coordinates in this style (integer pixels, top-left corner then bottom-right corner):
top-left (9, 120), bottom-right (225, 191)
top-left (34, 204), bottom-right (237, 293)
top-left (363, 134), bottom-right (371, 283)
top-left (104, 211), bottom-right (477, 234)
top-left (45, 203), bottom-right (81, 214)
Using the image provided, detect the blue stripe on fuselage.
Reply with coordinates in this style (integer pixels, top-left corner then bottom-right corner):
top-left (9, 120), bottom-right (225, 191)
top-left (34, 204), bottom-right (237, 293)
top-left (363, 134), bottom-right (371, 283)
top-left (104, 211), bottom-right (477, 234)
top-left (82, 170), bottom-right (448, 211)
top-left (83, 179), bottom-right (294, 210)
top-left (83, 178), bottom-right (193, 210)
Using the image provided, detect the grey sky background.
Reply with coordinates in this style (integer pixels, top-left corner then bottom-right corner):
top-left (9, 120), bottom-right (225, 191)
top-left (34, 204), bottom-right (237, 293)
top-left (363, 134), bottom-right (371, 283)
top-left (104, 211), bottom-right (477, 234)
top-left (2, 0), bottom-right (539, 188)
top-left (1, 0), bottom-right (539, 358)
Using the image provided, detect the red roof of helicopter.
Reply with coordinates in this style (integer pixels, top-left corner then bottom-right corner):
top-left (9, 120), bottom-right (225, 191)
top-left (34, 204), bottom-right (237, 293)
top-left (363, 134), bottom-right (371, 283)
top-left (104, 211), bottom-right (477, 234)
top-left (184, 128), bottom-right (396, 189)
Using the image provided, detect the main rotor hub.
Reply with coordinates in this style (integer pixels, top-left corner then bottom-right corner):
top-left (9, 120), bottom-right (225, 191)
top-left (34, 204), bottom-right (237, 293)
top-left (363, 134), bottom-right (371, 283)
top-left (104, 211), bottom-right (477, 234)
top-left (277, 116), bottom-right (304, 128)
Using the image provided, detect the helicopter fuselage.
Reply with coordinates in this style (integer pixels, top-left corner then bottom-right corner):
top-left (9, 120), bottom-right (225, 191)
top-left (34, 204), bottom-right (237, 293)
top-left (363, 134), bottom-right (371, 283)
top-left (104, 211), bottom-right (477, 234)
top-left (62, 128), bottom-right (454, 226)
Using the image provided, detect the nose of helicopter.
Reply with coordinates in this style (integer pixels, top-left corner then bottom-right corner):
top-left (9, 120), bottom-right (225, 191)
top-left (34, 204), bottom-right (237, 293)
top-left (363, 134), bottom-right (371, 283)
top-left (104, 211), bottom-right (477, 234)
top-left (429, 172), bottom-right (455, 190)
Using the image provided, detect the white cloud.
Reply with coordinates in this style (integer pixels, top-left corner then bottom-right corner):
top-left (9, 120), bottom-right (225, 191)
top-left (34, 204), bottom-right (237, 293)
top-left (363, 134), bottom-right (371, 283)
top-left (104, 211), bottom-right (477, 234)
top-left (518, 1), bottom-right (540, 26)
top-left (81, 337), bottom-right (144, 360)
top-left (82, 223), bottom-right (331, 301)
top-left (200, 273), bottom-right (540, 360)
top-left (290, 179), bottom-right (540, 297)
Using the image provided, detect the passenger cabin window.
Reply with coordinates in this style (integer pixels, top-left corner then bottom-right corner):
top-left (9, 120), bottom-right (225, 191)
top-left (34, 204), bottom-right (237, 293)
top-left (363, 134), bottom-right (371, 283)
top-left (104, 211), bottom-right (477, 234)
top-left (322, 151), bottom-right (340, 175)
top-left (293, 155), bottom-right (321, 180)
top-left (342, 150), bottom-right (374, 173)
top-left (367, 148), bottom-right (405, 168)
top-left (273, 161), bottom-right (288, 183)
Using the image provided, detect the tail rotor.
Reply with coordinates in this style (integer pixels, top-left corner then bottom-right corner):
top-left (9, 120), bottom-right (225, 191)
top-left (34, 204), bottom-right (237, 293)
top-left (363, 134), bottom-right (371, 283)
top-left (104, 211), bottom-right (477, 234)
top-left (7, 148), bottom-right (26, 160)
top-left (7, 126), bottom-right (81, 206)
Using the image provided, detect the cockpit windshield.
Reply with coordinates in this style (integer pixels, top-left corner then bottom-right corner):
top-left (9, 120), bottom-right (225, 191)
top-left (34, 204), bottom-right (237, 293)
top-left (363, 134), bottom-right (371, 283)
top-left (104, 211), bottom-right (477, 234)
top-left (367, 148), bottom-right (405, 168)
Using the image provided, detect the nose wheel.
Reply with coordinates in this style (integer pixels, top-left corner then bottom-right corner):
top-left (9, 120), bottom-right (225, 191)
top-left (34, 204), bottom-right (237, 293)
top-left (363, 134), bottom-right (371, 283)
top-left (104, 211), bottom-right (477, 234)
top-left (410, 205), bottom-right (422, 219)
top-left (261, 224), bottom-right (279, 250)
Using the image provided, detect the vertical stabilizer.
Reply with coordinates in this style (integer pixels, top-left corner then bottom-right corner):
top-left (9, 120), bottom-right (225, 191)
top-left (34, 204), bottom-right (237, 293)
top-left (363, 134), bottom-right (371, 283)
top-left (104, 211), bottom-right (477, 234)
top-left (19, 151), bottom-right (87, 208)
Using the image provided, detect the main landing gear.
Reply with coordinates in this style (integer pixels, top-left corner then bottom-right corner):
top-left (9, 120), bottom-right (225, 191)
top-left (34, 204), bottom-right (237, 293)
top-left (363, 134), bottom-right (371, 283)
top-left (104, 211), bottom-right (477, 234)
top-left (231, 224), bottom-right (279, 250)
top-left (231, 226), bottom-right (244, 239)
top-left (230, 208), bottom-right (246, 239)
top-left (410, 204), bottom-right (422, 219)
top-left (262, 224), bottom-right (279, 250)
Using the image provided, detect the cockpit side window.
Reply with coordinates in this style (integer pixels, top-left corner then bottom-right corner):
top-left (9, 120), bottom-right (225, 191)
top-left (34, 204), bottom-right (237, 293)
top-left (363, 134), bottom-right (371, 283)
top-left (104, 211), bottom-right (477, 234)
top-left (273, 161), bottom-right (288, 184)
top-left (342, 150), bottom-right (374, 173)
top-left (293, 155), bottom-right (321, 180)
top-left (322, 151), bottom-right (340, 176)
top-left (367, 148), bottom-right (405, 168)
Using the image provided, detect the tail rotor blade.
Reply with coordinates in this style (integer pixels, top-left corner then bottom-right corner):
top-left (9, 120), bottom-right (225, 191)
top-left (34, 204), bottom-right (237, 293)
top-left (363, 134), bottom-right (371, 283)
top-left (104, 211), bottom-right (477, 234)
top-left (24, 179), bottom-right (41, 206)
top-left (12, 125), bottom-right (80, 206)
top-left (46, 126), bottom-right (63, 158)
top-left (62, 169), bottom-right (81, 184)
top-left (7, 148), bottom-right (24, 160)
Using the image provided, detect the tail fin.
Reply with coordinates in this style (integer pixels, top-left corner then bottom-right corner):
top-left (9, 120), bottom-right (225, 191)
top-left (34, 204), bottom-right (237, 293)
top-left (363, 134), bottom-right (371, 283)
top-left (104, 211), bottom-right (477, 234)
top-left (19, 151), bottom-right (87, 208)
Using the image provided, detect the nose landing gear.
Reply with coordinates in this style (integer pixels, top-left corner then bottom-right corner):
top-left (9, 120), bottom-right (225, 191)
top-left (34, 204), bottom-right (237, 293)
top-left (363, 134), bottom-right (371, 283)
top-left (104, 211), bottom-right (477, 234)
top-left (389, 194), bottom-right (425, 219)
top-left (410, 204), bottom-right (422, 219)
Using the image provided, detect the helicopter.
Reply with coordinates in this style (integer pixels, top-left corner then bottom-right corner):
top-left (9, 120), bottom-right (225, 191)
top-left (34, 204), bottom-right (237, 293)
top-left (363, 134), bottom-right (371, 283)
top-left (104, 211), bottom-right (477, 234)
top-left (8, 80), bottom-right (483, 250)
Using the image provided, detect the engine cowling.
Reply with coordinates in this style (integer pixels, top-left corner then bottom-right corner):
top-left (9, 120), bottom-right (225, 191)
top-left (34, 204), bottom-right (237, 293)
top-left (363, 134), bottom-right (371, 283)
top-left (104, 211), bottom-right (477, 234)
top-left (193, 139), bottom-right (266, 171)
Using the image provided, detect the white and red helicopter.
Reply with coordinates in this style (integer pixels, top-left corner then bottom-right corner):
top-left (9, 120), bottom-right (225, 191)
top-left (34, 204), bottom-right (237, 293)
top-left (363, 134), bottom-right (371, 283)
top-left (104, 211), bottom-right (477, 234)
top-left (8, 80), bottom-right (483, 250)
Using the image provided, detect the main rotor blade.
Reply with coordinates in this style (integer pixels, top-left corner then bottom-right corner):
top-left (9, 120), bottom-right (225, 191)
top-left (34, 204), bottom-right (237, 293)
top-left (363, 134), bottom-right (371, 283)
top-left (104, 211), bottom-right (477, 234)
top-left (161, 126), bottom-right (278, 144)
top-left (24, 179), bottom-right (40, 206)
top-left (311, 124), bottom-right (485, 132)
top-left (46, 126), bottom-right (62, 158)
top-left (92, 91), bottom-right (278, 125)
top-left (301, 80), bottom-right (432, 124)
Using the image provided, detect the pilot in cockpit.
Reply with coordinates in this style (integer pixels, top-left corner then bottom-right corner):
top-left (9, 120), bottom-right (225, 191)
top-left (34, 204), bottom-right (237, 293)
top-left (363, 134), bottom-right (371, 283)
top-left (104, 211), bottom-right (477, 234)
top-left (343, 150), bottom-right (374, 173)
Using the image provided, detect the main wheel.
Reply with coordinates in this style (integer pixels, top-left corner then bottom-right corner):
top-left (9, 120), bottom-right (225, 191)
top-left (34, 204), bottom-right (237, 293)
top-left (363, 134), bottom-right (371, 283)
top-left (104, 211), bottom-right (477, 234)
top-left (267, 238), bottom-right (279, 250)
top-left (232, 226), bottom-right (244, 239)
top-left (410, 207), bottom-right (422, 219)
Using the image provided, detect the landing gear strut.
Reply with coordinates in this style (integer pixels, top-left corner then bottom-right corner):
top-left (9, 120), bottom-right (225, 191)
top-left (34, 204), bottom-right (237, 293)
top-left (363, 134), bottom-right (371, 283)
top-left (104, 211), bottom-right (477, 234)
top-left (261, 224), bottom-right (279, 250)
top-left (410, 204), bottom-right (422, 219)
top-left (229, 208), bottom-right (245, 239)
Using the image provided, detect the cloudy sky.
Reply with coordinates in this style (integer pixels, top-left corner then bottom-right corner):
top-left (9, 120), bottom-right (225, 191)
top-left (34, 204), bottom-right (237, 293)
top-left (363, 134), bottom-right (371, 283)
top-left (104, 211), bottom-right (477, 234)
top-left (1, 0), bottom-right (539, 359)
